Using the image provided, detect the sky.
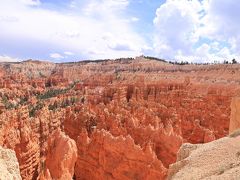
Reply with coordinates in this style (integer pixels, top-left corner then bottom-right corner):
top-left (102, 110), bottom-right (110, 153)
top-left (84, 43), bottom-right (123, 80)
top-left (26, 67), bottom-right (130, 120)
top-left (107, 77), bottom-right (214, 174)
top-left (0, 0), bottom-right (239, 63)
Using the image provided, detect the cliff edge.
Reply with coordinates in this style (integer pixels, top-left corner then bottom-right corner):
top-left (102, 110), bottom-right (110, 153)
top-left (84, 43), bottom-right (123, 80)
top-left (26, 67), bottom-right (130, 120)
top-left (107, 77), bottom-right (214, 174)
top-left (168, 131), bottom-right (240, 180)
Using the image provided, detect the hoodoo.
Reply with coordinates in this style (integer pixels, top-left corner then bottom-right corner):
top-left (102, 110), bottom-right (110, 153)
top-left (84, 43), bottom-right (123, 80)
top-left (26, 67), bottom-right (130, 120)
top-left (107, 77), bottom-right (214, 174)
top-left (229, 97), bottom-right (240, 134)
top-left (0, 57), bottom-right (239, 179)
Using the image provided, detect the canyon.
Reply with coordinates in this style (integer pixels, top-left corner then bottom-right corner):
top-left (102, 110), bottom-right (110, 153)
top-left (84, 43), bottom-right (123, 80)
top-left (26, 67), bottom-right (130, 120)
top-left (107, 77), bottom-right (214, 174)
top-left (0, 56), bottom-right (240, 179)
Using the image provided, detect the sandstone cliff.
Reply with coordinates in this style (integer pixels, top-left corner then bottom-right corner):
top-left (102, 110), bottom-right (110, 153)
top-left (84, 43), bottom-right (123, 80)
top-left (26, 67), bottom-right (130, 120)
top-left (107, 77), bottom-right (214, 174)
top-left (230, 97), bottom-right (240, 133)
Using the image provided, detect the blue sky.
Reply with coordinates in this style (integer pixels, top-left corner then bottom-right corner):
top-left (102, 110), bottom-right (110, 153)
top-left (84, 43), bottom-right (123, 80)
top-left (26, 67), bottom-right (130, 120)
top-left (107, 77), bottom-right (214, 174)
top-left (0, 0), bottom-right (239, 62)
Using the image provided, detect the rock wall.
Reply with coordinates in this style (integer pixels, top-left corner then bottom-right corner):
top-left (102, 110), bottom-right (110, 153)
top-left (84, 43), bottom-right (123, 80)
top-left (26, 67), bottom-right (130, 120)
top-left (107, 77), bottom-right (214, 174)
top-left (0, 107), bottom-right (64, 179)
top-left (75, 129), bottom-right (167, 179)
top-left (229, 97), bottom-right (240, 134)
top-left (39, 129), bottom-right (77, 180)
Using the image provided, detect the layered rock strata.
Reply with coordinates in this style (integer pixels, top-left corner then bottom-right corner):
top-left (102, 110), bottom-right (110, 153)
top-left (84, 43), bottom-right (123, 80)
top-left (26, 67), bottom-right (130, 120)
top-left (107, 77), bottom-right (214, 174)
top-left (230, 97), bottom-right (240, 133)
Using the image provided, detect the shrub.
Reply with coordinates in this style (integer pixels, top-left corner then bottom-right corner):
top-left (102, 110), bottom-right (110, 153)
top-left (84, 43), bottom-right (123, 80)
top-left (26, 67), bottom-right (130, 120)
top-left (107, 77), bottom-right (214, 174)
top-left (19, 97), bottom-right (28, 105)
top-left (29, 101), bottom-right (44, 117)
top-left (48, 101), bottom-right (58, 111)
top-left (37, 89), bottom-right (67, 99)
top-left (143, 56), bottom-right (167, 63)
top-left (232, 59), bottom-right (238, 64)
top-left (1, 95), bottom-right (15, 110)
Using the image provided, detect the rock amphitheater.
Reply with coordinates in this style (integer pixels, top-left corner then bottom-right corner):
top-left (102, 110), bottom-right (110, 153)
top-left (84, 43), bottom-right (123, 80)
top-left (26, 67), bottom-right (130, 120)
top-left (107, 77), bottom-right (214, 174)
top-left (0, 56), bottom-right (240, 179)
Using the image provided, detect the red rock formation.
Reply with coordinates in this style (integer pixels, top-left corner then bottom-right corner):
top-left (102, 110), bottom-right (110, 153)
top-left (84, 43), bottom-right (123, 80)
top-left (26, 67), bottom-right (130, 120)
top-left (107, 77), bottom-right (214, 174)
top-left (75, 129), bottom-right (167, 179)
top-left (0, 107), bottom-right (64, 179)
top-left (0, 58), bottom-right (239, 179)
top-left (229, 97), bottom-right (240, 134)
top-left (40, 129), bottom-right (77, 180)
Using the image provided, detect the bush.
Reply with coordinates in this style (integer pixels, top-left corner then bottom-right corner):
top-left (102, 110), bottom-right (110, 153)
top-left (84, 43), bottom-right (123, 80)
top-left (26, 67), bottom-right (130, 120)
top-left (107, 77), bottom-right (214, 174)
top-left (144, 56), bottom-right (167, 63)
top-left (37, 89), bottom-right (67, 99)
top-left (19, 97), bottom-right (28, 105)
top-left (29, 101), bottom-right (44, 117)
top-left (1, 95), bottom-right (15, 110)
top-left (38, 81), bottom-right (79, 100)
top-left (232, 59), bottom-right (238, 64)
top-left (48, 101), bottom-right (58, 111)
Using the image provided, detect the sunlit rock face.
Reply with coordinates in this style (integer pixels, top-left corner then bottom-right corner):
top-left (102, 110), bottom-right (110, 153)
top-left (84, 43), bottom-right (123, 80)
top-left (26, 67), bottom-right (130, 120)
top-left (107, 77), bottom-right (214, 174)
top-left (0, 57), bottom-right (239, 179)
top-left (0, 145), bottom-right (21, 180)
top-left (40, 129), bottom-right (77, 180)
top-left (230, 97), bottom-right (240, 134)
top-left (168, 134), bottom-right (240, 179)
top-left (75, 129), bottom-right (167, 179)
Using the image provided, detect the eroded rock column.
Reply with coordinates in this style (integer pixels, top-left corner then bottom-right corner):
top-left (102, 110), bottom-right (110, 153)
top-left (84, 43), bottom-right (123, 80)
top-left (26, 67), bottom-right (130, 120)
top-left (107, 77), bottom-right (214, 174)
top-left (229, 97), bottom-right (240, 133)
top-left (40, 129), bottom-right (77, 180)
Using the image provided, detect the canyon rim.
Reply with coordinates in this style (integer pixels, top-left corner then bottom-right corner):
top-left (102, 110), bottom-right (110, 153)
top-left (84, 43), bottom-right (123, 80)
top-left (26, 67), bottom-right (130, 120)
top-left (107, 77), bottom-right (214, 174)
top-left (0, 57), bottom-right (240, 179)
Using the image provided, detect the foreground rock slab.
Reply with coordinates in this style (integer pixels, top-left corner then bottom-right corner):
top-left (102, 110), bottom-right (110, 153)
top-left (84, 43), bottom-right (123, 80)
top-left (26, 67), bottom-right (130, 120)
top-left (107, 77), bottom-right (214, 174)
top-left (0, 146), bottom-right (22, 180)
top-left (168, 131), bottom-right (240, 180)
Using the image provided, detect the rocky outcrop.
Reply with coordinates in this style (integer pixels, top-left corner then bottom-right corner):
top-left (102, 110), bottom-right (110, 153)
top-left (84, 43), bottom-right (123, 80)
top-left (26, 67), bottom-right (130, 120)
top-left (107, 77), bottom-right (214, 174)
top-left (75, 129), bottom-right (167, 179)
top-left (4, 60), bottom-right (55, 78)
top-left (40, 129), bottom-right (77, 180)
top-left (0, 107), bottom-right (64, 179)
top-left (168, 134), bottom-right (240, 179)
top-left (229, 97), bottom-right (240, 134)
top-left (0, 145), bottom-right (22, 180)
top-left (0, 58), bottom-right (239, 179)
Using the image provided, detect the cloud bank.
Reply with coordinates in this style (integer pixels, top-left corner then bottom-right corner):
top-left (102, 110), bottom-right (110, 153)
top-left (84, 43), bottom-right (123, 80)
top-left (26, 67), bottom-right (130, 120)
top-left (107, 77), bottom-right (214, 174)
top-left (0, 0), bottom-right (239, 62)
top-left (153, 0), bottom-right (240, 62)
top-left (0, 0), bottom-right (146, 61)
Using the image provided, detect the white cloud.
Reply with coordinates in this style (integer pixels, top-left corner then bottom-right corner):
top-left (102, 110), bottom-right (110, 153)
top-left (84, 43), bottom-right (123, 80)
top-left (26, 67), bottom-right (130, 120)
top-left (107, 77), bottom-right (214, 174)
top-left (20, 0), bottom-right (41, 6)
top-left (50, 53), bottom-right (64, 59)
top-left (201, 0), bottom-right (240, 51)
top-left (0, 55), bottom-right (20, 62)
top-left (196, 43), bottom-right (210, 56)
top-left (153, 0), bottom-right (203, 60)
top-left (108, 42), bottom-right (133, 51)
top-left (64, 51), bottom-right (74, 56)
top-left (2, 0), bottom-right (239, 62)
top-left (0, 0), bottom-right (146, 60)
top-left (102, 33), bottom-right (139, 52)
top-left (131, 17), bottom-right (139, 22)
top-left (153, 0), bottom-right (240, 62)
top-left (199, 0), bottom-right (240, 61)
top-left (210, 41), bottom-right (220, 51)
top-left (83, 0), bottom-right (129, 15)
